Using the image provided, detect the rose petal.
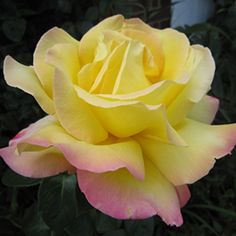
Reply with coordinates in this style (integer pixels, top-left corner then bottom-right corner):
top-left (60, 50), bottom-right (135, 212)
top-left (121, 28), bottom-right (164, 79)
top-left (9, 116), bottom-right (144, 180)
top-left (112, 40), bottom-right (151, 94)
top-left (46, 43), bottom-right (80, 84)
top-left (75, 86), bottom-right (185, 145)
top-left (79, 15), bottom-right (124, 65)
top-left (53, 69), bottom-right (108, 144)
top-left (157, 28), bottom-right (190, 81)
top-left (3, 56), bottom-right (54, 114)
top-left (188, 95), bottom-right (219, 124)
top-left (34, 27), bottom-right (79, 97)
top-left (138, 119), bottom-right (236, 185)
top-left (167, 46), bottom-right (215, 126)
top-left (56, 138), bottom-right (145, 180)
top-left (176, 185), bottom-right (191, 208)
top-left (77, 160), bottom-right (183, 226)
top-left (0, 146), bottom-right (74, 178)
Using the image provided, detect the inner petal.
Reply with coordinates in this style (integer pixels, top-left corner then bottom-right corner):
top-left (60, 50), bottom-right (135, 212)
top-left (112, 40), bottom-right (152, 94)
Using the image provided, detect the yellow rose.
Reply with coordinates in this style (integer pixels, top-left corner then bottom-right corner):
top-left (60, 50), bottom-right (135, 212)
top-left (1, 15), bottom-right (236, 226)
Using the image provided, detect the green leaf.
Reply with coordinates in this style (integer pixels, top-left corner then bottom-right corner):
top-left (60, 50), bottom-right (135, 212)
top-left (189, 204), bottom-right (236, 219)
top-left (64, 213), bottom-right (94, 236)
top-left (95, 212), bottom-right (122, 234)
top-left (23, 203), bottom-right (52, 236)
top-left (124, 218), bottom-right (154, 236)
top-left (2, 18), bottom-right (26, 42)
top-left (38, 173), bottom-right (78, 232)
top-left (2, 169), bottom-right (41, 187)
top-left (184, 209), bottom-right (220, 236)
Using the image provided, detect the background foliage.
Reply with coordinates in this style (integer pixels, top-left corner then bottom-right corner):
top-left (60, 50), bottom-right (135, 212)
top-left (0, 0), bottom-right (236, 235)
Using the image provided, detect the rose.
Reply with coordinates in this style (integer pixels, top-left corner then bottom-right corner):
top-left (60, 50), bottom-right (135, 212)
top-left (1, 15), bottom-right (236, 226)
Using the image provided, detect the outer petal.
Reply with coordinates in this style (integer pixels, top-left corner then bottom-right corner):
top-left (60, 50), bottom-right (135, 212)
top-left (167, 46), bottom-right (215, 126)
top-left (0, 146), bottom-right (74, 178)
top-left (77, 160), bottom-right (183, 226)
top-left (56, 138), bottom-right (145, 180)
top-left (188, 95), bottom-right (219, 124)
top-left (176, 185), bottom-right (191, 208)
top-left (79, 15), bottom-right (124, 64)
top-left (0, 116), bottom-right (74, 178)
top-left (33, 27), bottom-right (79, 97)
top-left (138, 119), bottom-right (236, 186)
top-left (3, 56), bottom-right (54, 114)
top-left (8, 116), bottom-right (144, 180)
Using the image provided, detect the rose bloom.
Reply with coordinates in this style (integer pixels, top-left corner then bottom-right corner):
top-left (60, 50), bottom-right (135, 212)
top-left (1, 15), bottom-right (236, 226)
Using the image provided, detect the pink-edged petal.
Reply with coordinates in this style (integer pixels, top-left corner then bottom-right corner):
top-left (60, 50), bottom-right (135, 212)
top-left (9, 116), bottom-right (76, 148)
top-left (77, 160), bottom-right (183, 226)
top-left (138, 118), bottom-right (236, 186)
top-left (3, 56), bottom-right (54, 114)
top-left (10, 116), bottom-right (144, 179)
top-left (56, 138), bottom-right (145, 180)
top-left (33, 27), bottom-right (79, 97)
top-left (176, 185), bottom-right (191, 208)
top-left (0, 146), bottom-right (74, 178)
top-left (188, 95), bottom-right (219, 124)
top-left (0, 116), bottom-right (75, 178)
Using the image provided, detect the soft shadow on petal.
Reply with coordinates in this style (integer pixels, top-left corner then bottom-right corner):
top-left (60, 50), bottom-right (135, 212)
top-left (3, 56), bottom-right (54, 114)
top-left (176, 185), bottom-right (191, 208)
top-left (137, 119), bottom-right (236, 186)
top-left (188, 95), bottom-right (219, 124)
top-left (77, 160), bottom-right (184, 226)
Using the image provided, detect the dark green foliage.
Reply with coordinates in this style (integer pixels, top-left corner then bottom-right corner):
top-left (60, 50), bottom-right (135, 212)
top-left (1, 0), bottom-right (236, 235)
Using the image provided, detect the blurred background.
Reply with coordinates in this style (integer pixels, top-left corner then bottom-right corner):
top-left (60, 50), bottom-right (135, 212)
top-left (0, 0), bottom-right (236, 235)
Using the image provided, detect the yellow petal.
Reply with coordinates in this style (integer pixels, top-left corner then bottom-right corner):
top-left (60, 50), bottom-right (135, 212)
top-left (75, 86), bottom-right (185, 146)
top-left (3, 56), bottom-right (54, 114)
top-left (46, 43), bottom-right (80, 84)
top-left (53, 69), bottom-right (108, 144)
top-left (112, 41), bottom-right (151, 94)
top-left (79, 15), bottom-right (124, 65)
top-left (138, 119), bottom-right (236, 185)
top-left (33, 27), bottom-right (79, 97)
top-left (157, 28), bottom-right (190, 81)
top-left (167, 46), bottom-right (215, 126)
top-left (121, 28), bottom-right (164, 80)
top-left (188, 95), bottom-right (219, 124)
